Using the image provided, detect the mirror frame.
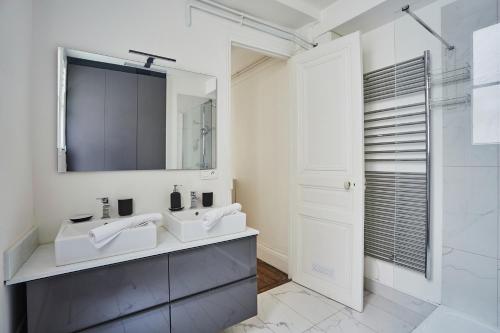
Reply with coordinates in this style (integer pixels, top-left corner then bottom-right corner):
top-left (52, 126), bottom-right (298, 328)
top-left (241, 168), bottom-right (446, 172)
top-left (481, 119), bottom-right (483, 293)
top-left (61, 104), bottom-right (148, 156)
top-left (56, 47), bottom-right (217, 173)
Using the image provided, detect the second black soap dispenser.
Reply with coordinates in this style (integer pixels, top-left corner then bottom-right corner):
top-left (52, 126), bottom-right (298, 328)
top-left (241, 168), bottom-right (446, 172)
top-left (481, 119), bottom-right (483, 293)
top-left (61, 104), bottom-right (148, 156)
top-left (169, 185), bottom-right (184, 211)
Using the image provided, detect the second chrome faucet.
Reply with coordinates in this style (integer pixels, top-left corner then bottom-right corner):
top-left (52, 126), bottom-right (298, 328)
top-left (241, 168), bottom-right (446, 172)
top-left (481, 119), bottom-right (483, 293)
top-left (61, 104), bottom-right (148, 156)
top-left (97, 197), bottom-right (111, 219)
top-left (190, 191), bottom-right (199, 209)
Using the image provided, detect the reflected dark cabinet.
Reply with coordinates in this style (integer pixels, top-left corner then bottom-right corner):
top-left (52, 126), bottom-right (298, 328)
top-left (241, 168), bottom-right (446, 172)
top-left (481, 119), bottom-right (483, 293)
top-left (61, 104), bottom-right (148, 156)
top-left (137, 75), bottom-right (166, 170)
top-left (66, 59), bottom-right (166, 171)
top-left (27, 236), bottom-right (257, 333)
top-left (66, 65), bottom-right (106, 171)
top-left (104, 70), bottom-right (138, 171)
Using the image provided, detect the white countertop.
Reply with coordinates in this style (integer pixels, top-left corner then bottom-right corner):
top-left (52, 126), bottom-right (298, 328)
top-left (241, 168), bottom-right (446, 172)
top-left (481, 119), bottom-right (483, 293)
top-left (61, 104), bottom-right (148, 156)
top-left (6, 226), bottom-right (259, 285)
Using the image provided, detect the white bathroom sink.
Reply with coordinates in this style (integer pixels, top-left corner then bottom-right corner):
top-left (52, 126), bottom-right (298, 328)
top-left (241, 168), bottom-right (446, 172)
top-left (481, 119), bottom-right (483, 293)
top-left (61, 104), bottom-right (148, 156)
top-left (165, 208), bottom-right (246, 242)
top-left (54, 218), bottom-right (157, 266)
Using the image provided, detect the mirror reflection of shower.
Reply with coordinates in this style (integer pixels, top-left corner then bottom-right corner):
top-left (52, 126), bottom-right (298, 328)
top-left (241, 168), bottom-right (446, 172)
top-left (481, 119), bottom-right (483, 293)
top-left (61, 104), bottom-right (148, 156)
top-left (200, 100), bottom-right (215, 169)
top-left (177, 94), bottom-right (216, 170)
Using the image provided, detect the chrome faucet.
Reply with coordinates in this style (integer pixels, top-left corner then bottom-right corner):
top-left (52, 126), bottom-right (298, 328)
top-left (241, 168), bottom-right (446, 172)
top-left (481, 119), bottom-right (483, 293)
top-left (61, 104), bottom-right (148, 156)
top-left (97, 197), bottom-right (111, 219)
top-left (190, 191), bottom-right (198, 209)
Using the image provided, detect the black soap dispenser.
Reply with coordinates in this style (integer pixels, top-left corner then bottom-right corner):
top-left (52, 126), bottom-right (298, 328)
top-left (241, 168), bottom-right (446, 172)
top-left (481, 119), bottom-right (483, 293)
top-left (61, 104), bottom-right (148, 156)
top-left (169, 185), bottom-right (184, 211)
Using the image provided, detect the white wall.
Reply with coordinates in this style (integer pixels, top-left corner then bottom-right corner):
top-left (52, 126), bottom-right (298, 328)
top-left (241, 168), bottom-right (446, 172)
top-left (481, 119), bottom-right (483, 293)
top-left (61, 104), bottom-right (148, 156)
top-left (231, 58), bottom-right (290, 273)
top-left (0, 0), bottom-right (35, 331)
top-left (360, 0), bottom-right (451, 304)
top-left (30, 0), bottom-right (295, 243)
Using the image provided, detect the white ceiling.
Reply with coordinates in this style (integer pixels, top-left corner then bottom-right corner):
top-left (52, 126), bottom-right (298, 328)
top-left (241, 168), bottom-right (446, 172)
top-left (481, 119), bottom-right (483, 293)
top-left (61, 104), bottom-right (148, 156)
top-left (301, 0), bottom-right (338, 9)
top-left (211, 0), bottom-right (338, 29)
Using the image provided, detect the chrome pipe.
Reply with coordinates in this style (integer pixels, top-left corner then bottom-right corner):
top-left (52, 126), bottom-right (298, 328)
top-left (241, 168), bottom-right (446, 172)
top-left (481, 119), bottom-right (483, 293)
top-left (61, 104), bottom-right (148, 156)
top-left (365, 139), bottom-right (426, 146)
top-left (365, 194), bottom-right (427, 203)
top-left (365, 235), bottom-right (426, 255)
top-left (364, 56), bottom-right (423, 78)
top-left (364, 83), bottom-right (425, 100)
top-left (364, 130), bottom-right (425, 138)
top-left (365, 121), bottom-right (426, 131)
top-left (365, 223), bottom-right (426, 245)
top-left (364, 68), bottom-right (425, 87)
top-left (365, 158), bottom-right (426, 162)
top-left (365, 200), bottom-right (427, 212)
top-left (365, 196), bottom-right (427, 207)
top-left (366, 210), bottom-right (427, 222)
top-left (364, 74), bottom-right (425, 93)
top-left (423, 50), bottom-right (432, 279)
top-left (187, 0), bottom-right (316, 49)
top-left (365, 111), bottom-right (426, 123)
top-left (364, 73), bottom-right (425, 93)
top-left (366, 186), bottom-right (427, 193)
top-left (365, 171), bottom-right (426, 176)
top-left (367, 183), bottom-right (427, 191)
top-left (364, 102), bottom-right (425, 115)
top-left (365, 86), bottom-right (425, 103)
top-left (402, 5), bottom-right (454, 51)
top-left (365, 149), bottom-right (427, 154)
top-left (366, 180), bottom-right (427, 185)
top-left (367, 190), bottom-right (427, 199)
top-left (365, 228), bottom-right (426, 246)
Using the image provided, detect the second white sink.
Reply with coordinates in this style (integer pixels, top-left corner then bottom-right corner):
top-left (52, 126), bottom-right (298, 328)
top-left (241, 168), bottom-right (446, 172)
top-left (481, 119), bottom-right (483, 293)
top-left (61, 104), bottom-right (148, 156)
top-left (165, 208), bottom-right (246, 242)
top-left (54, 218), bottom-right (157, 266)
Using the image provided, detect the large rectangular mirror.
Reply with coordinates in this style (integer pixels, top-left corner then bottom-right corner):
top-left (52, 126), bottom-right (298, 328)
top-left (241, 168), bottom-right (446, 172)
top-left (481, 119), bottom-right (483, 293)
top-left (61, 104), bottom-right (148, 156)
top-left (57, 47), bottom-right (217, 172)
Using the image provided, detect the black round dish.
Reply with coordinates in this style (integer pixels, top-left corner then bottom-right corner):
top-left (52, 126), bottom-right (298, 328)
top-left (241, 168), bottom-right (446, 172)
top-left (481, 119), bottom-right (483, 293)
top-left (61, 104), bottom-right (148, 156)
top-left (69, 214), bottom-right (93, 223)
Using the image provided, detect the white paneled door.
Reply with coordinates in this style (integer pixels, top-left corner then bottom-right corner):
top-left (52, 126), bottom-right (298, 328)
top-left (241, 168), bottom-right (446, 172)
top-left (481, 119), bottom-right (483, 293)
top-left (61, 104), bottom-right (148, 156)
top-left (289, 32), bottom-right (364, 311)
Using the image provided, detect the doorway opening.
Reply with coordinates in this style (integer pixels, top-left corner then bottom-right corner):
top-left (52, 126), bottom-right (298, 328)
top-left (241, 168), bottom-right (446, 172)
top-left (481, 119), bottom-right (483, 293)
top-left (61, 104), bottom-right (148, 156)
top-left (230, 45), bottom-right (290, 293)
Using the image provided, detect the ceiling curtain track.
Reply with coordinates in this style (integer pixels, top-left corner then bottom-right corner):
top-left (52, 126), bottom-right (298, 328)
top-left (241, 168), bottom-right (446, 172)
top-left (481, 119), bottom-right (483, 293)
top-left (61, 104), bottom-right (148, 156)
top-left (185, 0), bottom-right (317, 50)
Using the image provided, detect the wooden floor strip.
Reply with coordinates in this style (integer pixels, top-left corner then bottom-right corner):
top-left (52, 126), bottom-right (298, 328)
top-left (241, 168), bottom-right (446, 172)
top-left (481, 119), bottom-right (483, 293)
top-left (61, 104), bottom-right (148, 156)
top-left (257, 259), bottom-right (290, 293)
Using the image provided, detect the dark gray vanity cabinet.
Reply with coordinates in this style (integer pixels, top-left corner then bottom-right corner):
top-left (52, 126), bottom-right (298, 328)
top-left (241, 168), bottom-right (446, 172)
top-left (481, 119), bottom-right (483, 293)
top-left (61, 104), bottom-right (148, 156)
top-left (170, 277), bottom-right (257, 333)
top-left (26, 236), bottom-right (257, 333)
top-left (82, 304), bottom-right (171, 333)
top-left (27, 254), bottom-right (170, 333)
top-left (169, 235), bottom-right (256, 300)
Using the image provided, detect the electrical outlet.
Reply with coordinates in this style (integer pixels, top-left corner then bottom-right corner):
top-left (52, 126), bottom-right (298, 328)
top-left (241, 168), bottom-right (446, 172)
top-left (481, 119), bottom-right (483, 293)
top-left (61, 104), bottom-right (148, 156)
top-left (200, 169), bottom-right (217, 180)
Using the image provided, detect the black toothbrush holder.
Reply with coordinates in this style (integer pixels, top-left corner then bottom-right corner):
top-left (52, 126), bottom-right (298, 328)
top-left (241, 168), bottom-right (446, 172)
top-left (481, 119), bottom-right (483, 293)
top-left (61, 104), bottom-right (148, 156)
top-left (202, 192), bottom-right (213, 207)
top-left (118, 198), bottom-right (133, 216)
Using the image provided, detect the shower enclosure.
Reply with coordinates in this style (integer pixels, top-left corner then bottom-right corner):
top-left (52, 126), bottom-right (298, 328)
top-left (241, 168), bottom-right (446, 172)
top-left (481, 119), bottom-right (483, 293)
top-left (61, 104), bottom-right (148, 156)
top-left (178, 95), bottom-right (216, 170)
top-left (395, 0), bottom-right (499, 327)
top-left (363, 0), bottom-right (499, 328)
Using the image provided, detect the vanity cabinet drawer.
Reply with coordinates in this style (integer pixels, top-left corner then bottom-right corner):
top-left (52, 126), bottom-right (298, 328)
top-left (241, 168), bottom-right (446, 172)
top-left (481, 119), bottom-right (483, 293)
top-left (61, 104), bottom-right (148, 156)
top-left (27, 254), bottom-right (169, 333)
top-left (169, 236), bottom-right (256, 300)
top-left (81, 304), bottom-right (170, 333)
top-left (170, 276), bottom-right (257, 333)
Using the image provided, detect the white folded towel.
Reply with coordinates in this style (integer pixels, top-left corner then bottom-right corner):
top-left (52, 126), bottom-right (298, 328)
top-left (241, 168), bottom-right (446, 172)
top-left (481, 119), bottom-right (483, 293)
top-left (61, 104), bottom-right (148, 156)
top-left (89, 213), bottom-right (162, 249)
top-left (202, 203), bottom-right (242, 231)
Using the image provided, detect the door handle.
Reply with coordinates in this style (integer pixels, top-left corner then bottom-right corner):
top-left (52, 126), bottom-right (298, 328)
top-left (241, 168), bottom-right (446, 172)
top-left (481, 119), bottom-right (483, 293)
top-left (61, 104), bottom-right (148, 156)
top-left (344, 181), bottom-right (351, 190)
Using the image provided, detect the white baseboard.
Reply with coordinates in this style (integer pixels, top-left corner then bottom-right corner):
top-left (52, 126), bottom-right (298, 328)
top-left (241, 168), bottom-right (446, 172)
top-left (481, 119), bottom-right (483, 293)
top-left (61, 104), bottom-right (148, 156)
top-left (257, 242), bottom-right (288, 274)
top-left (365, 278), bottom-right (438, 316)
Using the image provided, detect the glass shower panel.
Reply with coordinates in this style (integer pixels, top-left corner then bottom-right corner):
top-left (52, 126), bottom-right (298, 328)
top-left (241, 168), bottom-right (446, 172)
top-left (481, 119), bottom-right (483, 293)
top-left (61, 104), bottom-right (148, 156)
top-left (393, 0), bottom-right (499, 327)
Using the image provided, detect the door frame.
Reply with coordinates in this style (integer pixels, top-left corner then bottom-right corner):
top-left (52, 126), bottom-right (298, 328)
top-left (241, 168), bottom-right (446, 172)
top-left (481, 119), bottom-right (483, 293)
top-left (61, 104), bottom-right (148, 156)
top-left (226, 35), bottom-right (293, 272)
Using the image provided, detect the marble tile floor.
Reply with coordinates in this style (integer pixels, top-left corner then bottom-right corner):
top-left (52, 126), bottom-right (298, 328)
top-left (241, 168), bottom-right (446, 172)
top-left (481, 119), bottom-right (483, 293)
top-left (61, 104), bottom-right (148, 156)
top-left (414, 306), bottom-right (500, 333)
top-left (225, 282), bottom-right (436, 333)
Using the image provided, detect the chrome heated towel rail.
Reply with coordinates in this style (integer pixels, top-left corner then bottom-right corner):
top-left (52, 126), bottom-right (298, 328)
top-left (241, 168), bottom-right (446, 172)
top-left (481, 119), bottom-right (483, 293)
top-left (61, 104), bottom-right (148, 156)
top-left (363, 51), bottom-right (431, 278)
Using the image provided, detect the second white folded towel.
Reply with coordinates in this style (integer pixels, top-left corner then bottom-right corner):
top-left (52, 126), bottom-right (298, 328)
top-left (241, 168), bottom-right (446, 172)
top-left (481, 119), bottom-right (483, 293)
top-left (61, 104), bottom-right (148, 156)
top-left (202, 203), bottom-right (242, 230)
top-left (89, 213), bottom-right (162, 249)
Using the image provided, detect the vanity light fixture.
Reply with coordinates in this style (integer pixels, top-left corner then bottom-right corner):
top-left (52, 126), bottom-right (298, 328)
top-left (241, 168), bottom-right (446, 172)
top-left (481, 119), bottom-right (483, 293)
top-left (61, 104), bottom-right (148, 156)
top-left (128, 49), bottom-right (176, 68)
